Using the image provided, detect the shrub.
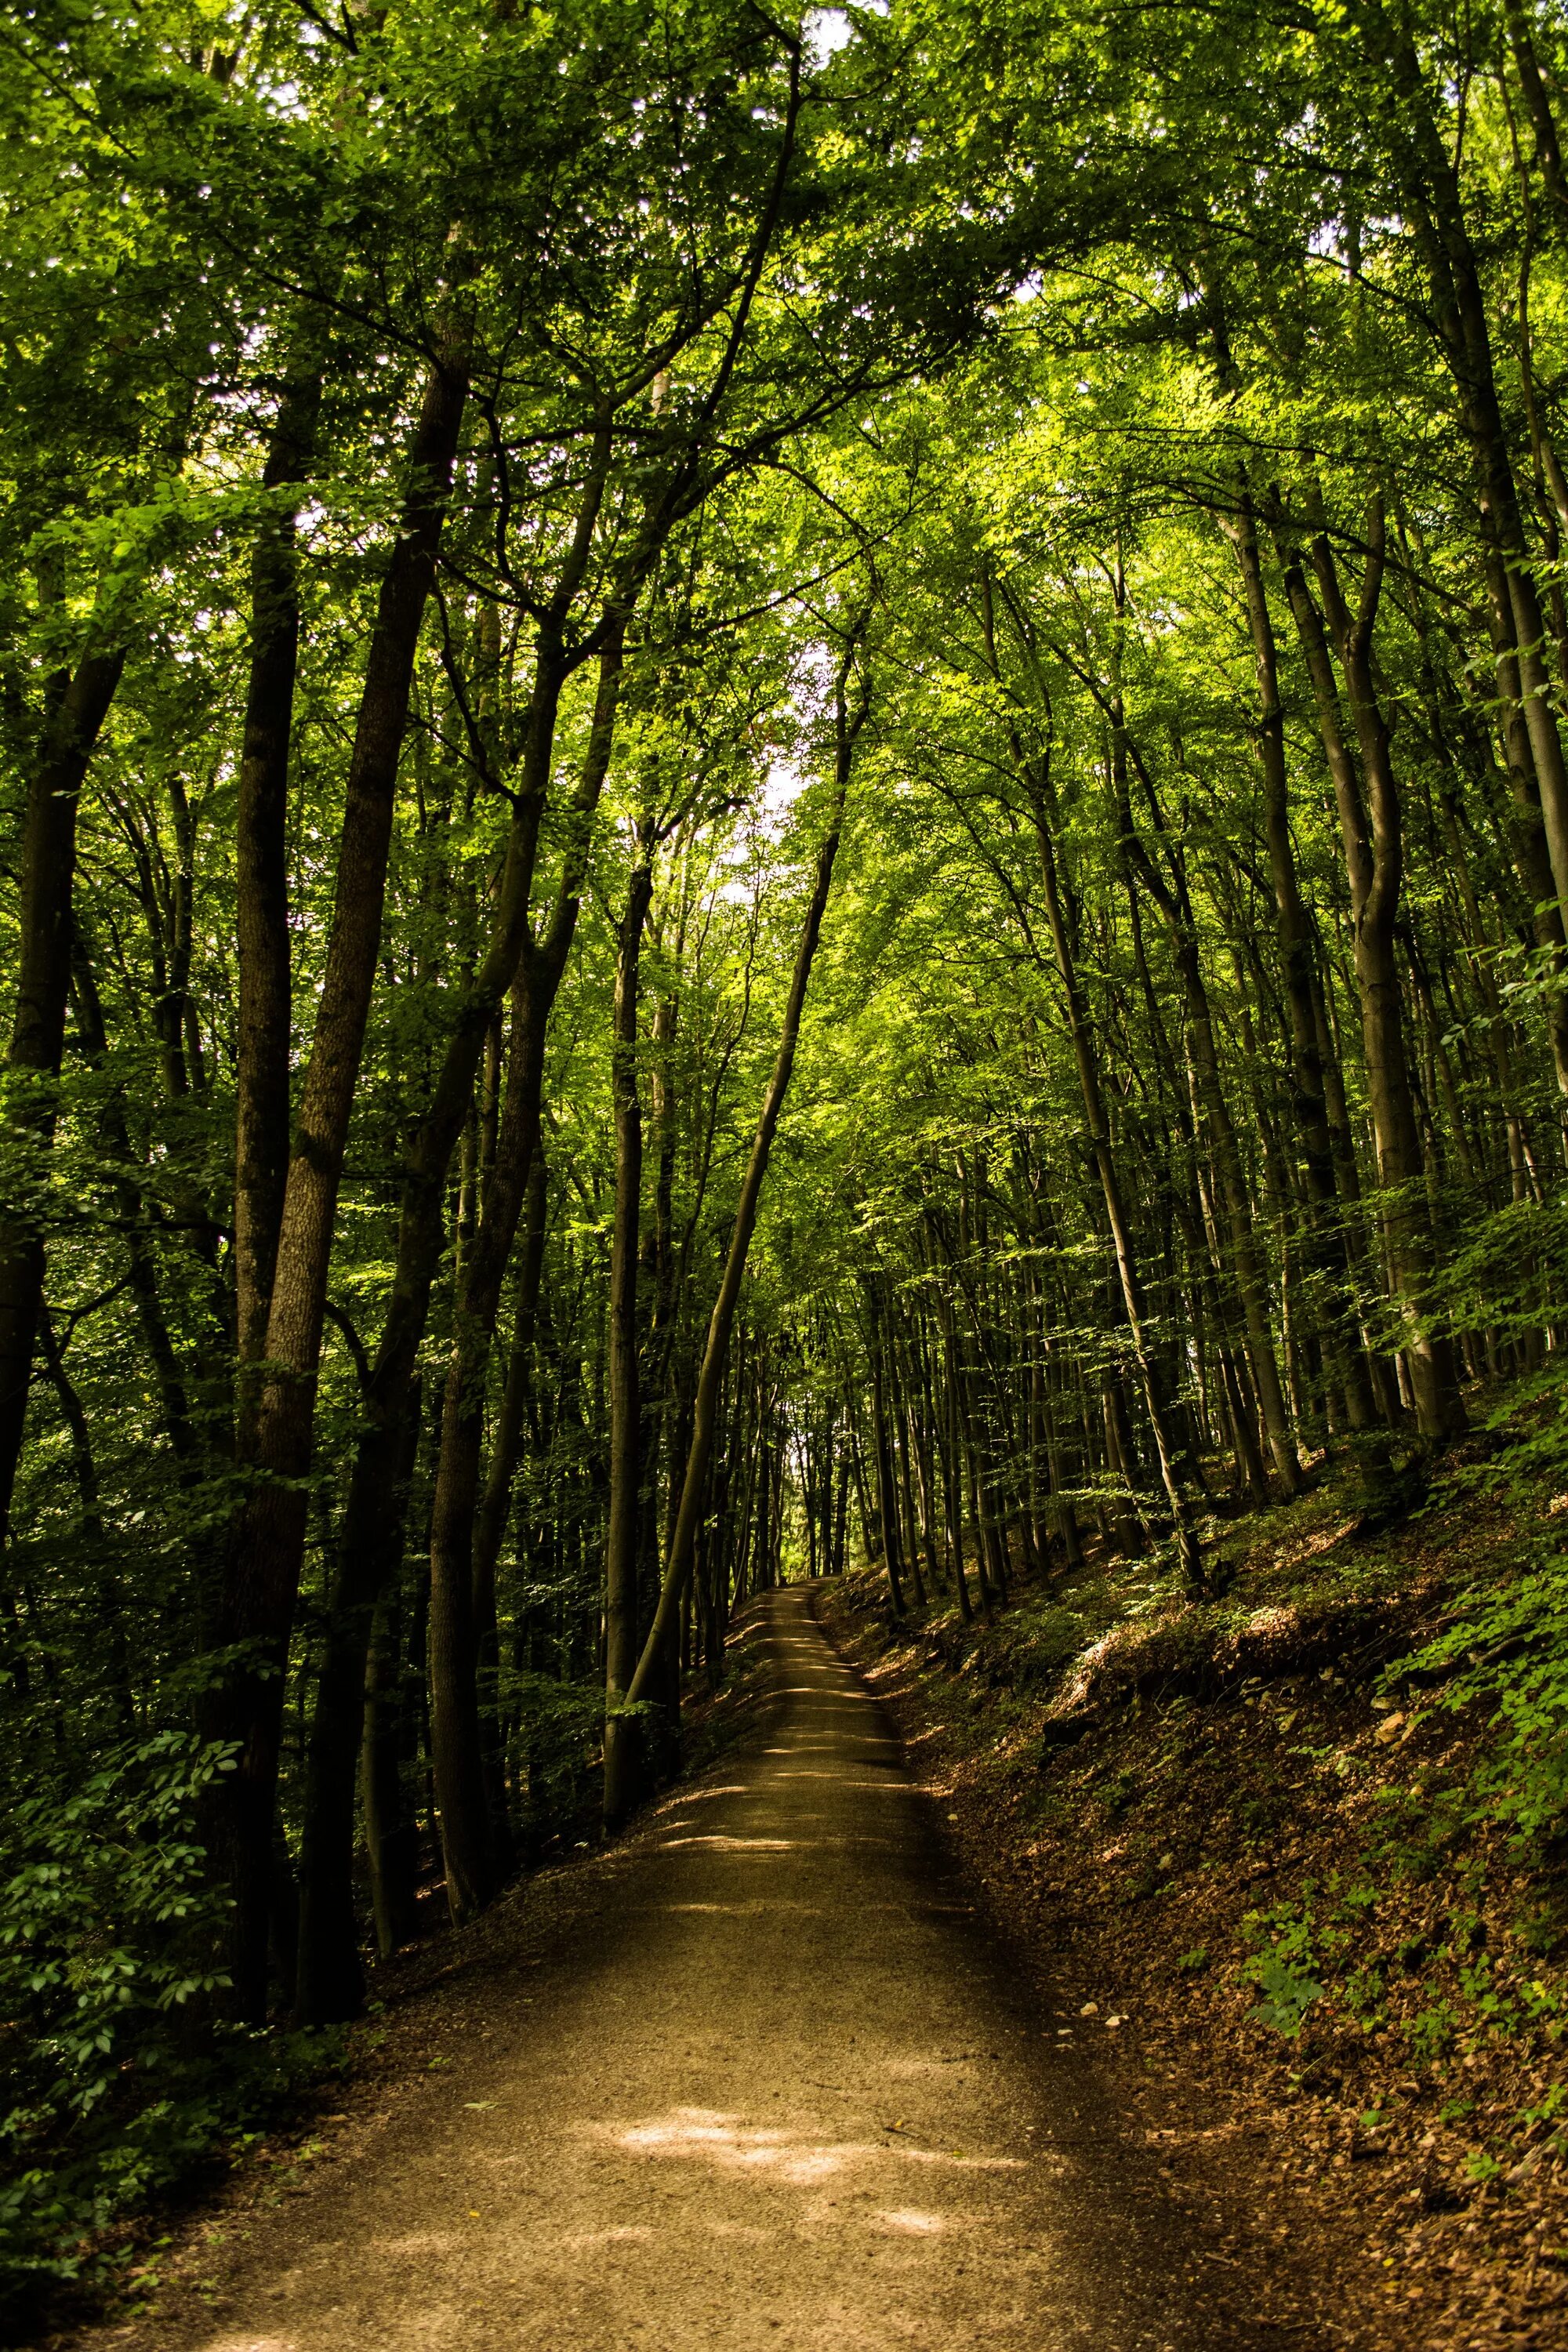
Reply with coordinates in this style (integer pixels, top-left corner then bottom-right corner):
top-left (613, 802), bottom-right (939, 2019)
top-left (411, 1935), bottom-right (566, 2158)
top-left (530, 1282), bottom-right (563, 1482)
top-left (0, 1727), bottom-right (311, 2308)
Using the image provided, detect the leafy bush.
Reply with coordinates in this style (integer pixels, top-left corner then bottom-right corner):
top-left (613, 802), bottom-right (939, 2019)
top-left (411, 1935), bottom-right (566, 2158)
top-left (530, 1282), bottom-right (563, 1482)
top-left (0, 1728), bottom-right (339, 2310)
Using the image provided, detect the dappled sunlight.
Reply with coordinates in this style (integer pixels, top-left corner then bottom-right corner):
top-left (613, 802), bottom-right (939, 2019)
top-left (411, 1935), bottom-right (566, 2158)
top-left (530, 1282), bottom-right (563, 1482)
top-left (557, 2224), bottom-right (655, 2251)
top-left (602, 2106), bottom-right (1026, 2190)
top-left (772, 1685), bottom-right (869, 1699)
top-left (771, 1773), bottom-right (917, 1791)
top-left (652, 1833), bottom-right (800, 1851)
top-left (653, 1785), bottom-right (750, 1809)
top-left (661, 1900), bottom-right (826, 1915)
top-left (872, 2208), bottom-right (948, 2234)
top-left (653, 1830), bottom-right (902, 1857)
top-left (762, 1740), bottom-right (891, 1755)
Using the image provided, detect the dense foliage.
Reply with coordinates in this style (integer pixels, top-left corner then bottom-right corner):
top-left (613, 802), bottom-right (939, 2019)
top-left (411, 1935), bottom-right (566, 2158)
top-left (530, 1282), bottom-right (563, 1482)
top-left (7, 0), bottom-right (1568, 2306)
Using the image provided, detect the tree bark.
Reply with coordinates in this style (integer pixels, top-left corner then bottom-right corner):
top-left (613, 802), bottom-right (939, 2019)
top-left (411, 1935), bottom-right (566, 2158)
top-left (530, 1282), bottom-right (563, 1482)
top-left (0, 646), bottom-right (125, 1540)
top-left (1109, 693), bottom-right (1301, 1497)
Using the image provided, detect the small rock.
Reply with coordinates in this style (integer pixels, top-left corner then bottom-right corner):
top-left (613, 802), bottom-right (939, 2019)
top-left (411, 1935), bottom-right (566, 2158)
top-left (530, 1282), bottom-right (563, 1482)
top-left (1374, 1712), bottom-right (1406, 1745)
top-left (1080, 2002), bottom-right (1099, 2016)
top-left (1105, 2015), bottom-right (1123, 2029)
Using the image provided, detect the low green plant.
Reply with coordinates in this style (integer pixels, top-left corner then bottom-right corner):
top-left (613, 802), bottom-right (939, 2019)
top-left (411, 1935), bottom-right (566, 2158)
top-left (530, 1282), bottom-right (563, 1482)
top-left (1392, 1355), bottom-right (1568, 1847)
top-left (1242, 1901), bottom-right (1325, 2035)
top-left (1514, 1908), bottom-right (1562, 1956)
top-left (1401, 1552), bottom-right (1568, 1843)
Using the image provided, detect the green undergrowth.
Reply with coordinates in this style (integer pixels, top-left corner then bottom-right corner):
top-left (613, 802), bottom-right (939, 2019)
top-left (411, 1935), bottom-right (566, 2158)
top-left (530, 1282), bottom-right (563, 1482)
top-left (0, 1727), bottom-right (358, 2331)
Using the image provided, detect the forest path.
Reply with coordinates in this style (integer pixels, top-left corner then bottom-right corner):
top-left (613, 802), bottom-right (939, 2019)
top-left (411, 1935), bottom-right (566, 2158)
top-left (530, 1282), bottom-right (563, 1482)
top-left (162, 1587), bottom-right (1265, 2352)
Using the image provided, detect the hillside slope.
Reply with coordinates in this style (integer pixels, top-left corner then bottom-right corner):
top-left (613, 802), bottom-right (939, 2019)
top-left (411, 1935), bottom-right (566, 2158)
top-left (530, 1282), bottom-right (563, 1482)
top-left (818, 1446), bottom-right (1568, 2350)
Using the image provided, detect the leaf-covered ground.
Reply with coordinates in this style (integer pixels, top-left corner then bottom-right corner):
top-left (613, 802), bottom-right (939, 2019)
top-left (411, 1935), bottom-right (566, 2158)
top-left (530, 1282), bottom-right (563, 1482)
top-left (818, 1473), bottom-right (1568, 2349)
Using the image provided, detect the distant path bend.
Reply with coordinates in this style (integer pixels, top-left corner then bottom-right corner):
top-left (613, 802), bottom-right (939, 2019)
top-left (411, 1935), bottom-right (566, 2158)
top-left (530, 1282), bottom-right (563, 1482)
top-left (172, 1585), bottom-right (1254, 2351)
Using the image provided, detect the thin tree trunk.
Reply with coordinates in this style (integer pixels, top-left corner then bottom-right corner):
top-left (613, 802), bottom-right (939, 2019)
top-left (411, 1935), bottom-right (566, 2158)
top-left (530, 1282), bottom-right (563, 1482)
top-left (234, 365), bottom-right (322, 1406)
top-left (604, 850), bottom-right (654, 1829)
top-left (1235, 492), bottom-right (1385, 1440)
top-left (35, 1304), bottom-right (136, 1733)
top-left (626, 651), bottom-right (865, 1708)
top-left (0, 647), bottom-right (125, 1539)
top-left (1026, 789), bottom-right (1205, 1591)
top-left (474, 1148), bottom-right (547, 1859)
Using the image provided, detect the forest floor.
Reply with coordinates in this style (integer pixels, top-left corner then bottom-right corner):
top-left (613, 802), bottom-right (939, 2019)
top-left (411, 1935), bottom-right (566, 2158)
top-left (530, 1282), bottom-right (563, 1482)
top-left (40, 1585), bottom-right (1308, 2352)
top-left (817, 1462), bottom-right (1568, 2351)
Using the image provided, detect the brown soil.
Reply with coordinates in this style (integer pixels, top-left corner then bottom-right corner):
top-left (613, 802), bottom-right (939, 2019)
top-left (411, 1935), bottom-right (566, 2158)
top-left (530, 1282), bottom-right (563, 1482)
top-left (45, 1586), bottom-right (1325, 2352)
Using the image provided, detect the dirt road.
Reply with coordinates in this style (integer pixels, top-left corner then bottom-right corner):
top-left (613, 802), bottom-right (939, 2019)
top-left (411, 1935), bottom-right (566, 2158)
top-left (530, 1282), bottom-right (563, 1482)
top-left (132, 1586), bottom-right (1271, 2351)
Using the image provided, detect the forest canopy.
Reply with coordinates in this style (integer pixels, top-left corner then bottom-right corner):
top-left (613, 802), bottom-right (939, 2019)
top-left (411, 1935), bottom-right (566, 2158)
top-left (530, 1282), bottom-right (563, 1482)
top-left (5, 0), bottom-right (1568, 2301)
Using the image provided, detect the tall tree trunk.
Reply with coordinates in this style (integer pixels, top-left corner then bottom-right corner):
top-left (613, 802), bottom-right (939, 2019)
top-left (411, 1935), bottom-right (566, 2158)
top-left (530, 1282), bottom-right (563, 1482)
top-left (1367, 8), bottom-right (1568, 915)
top-left (1236, 493), bottom-right (1385, 1440)
top-left (291, 641), bottom-right (570, 2015)
top-left (1473, 535), bottom-right (1568, 1102)
top-left (603, 849), bottom-right (654, 1830)
top-left (209, 347), bottom-right (470, 2024)
top-left (866, 1290), bottom-right (907, 1616)
top-left (426, 985), bottom-right (544, 1925)
top-left (1109, 697), bottom-right (1301, 1497)
top-left (234, 365), bottom-right (322, 1406)
top-left (426, 638), bottom-right (624, 1922)
top-left (1288, 495), bottom-right (1467, 1443)
top-left (362, 1581), bottom-right (420, 1964)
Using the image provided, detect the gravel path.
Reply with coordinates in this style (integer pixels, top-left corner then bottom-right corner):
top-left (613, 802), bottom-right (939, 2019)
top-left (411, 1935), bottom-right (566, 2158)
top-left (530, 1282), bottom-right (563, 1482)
top-left (149, 1585), bottom-right (1264, 2351)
